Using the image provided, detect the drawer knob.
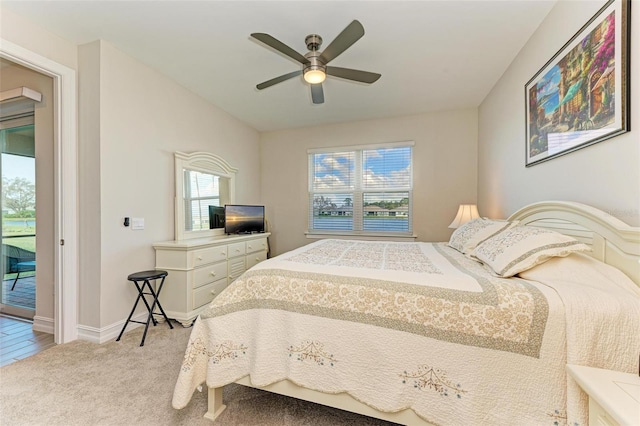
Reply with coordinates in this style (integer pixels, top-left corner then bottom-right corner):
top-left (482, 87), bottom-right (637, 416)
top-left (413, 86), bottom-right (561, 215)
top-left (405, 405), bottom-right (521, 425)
top-left (210, 290), bottom-right (216, 295)
top-left (197, 256), bottom-right (203, 260)
top-left (248, 245), bottom-right (252, 249)
top-left (255, 257), bottom-right (260, 261)
top-left (210, 272), bottom-right (216, 276)
top-left (235, 248), bottom-right (240, 252)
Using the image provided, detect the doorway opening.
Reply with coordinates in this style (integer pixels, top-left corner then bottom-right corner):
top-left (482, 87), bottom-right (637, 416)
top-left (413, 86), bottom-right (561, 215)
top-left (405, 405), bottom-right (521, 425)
top-left (1, 38), bottom-right (79, 344)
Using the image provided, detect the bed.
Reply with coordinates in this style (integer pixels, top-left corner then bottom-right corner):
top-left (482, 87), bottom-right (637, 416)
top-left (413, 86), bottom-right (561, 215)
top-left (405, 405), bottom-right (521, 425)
top-left (171, 201), bottom-right (640, 425)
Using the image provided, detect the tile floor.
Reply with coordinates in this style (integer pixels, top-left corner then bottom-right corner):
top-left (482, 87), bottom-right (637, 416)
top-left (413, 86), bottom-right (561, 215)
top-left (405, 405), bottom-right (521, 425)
top-left (2, 275), bottom-right (35, 310)
top-left (0, 276), bottom-right (45, 367)
top-left (0, 314), bottom-right (55, 367)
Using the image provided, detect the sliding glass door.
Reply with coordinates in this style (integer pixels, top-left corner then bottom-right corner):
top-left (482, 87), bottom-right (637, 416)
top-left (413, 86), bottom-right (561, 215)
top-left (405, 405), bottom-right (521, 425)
top-left (1, 117), bottom-right (36, 319)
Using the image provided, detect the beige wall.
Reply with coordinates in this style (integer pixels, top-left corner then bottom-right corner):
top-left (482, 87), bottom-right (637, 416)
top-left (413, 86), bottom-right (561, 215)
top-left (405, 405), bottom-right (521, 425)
top-left (0, 7), bottom-right (77, 70)
top-left (78, 40), bottom-right (261, 328)
top-left (77, 42), bottom-right (102, 327)
top-left (0, 63), bottom-right (55, 321)
top-left (478, 1), bottom-right (640, 225)
top-left (260, 109), bottom-right (478, 256)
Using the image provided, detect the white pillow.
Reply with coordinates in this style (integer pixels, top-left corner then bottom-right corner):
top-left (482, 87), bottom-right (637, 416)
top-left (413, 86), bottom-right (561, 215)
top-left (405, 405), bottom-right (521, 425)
top-left (448, 218), bottom-right (515, 255)
top-left (472, 225), bottom-right (591, 277)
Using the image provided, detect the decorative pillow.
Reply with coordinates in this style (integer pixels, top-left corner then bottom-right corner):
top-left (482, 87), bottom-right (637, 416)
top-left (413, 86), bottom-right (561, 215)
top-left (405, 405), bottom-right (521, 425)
top-left (472, 226), bottom-right (591, 277)
top-left (448, 218), bottom-right (515, 255)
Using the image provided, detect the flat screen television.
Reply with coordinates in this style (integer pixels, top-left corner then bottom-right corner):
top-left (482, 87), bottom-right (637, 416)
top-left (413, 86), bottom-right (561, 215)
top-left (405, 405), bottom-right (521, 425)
top-left (208, 205), bottom-right (225, 229)
top-left (224, 204), bottom-right (265, 234)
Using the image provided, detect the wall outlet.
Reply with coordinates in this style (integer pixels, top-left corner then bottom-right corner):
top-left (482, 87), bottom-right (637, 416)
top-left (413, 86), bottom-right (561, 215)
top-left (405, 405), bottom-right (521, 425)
top-left (131, 217), bottom-right (144, 230)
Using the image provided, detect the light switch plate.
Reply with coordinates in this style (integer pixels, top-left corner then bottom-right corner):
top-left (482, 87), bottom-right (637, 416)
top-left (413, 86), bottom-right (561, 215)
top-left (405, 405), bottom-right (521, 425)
top-left (131, 217), bottom-right (144, 230)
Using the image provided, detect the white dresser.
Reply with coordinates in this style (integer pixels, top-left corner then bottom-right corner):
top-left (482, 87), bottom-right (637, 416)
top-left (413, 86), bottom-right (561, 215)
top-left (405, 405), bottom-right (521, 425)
top-left (567, 364), bottom-right (640, 426)
top-left (153, 233), bottom-right (270, 327)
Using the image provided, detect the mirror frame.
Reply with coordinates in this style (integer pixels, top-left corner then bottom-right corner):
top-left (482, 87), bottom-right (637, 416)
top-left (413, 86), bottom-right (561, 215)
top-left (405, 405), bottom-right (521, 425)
top-left (174, 151), bottom-right (237, 241)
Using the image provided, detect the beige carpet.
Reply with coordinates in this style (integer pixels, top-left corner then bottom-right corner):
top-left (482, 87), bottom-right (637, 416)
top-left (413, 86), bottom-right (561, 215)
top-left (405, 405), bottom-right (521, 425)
top-left (0, 321), bottom-right (396, 425)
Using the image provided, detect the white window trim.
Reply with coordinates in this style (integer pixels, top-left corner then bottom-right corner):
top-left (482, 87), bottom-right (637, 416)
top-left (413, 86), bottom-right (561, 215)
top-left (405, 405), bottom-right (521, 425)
top-left (307, 141), bottom-right (415, 239)
top-left (307, 140), bottom-right (414, 154)
top-left (305, 231), bottom-right (417, 241)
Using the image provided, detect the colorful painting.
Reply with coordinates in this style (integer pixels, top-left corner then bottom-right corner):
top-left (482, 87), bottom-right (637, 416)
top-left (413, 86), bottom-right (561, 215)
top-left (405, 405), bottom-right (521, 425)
top-left (525, 0), bottom-right (629, 167)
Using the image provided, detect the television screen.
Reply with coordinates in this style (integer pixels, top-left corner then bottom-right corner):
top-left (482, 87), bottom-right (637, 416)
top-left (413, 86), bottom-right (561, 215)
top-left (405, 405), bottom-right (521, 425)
top-left (208, 205), bottom-right (225, 229)
top-left (224, 205), bottom-right (265, 234)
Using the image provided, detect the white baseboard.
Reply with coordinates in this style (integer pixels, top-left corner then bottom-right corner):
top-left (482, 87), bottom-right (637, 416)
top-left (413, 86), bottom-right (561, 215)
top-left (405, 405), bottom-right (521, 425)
top-left (77, 312), bottom-right (149, 344)
top-left (33, 316), bottom-right (54, 334)
top-left (35, 314), bottom-right (157, 343)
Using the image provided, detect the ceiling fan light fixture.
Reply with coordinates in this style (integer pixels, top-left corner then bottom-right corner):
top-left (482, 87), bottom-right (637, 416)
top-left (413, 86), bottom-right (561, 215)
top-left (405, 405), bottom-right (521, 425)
top-left (252, 20), bottom-right (380, 104)
top-left (304, 68), bottom-right (326, 84)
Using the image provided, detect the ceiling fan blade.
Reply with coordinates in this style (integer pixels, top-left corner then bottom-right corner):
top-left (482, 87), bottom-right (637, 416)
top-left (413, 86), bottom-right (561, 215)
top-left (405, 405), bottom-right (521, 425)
top-left (326, 66), bottom-right (381, 84)
top-left (256, 70), bottom-right (302, 90)
top-left (310, 84), bottom-right (324, 104)
top-left (251, 33), bottom-right (309, 65)
top-left (319, 20), bottom-right (365, 64)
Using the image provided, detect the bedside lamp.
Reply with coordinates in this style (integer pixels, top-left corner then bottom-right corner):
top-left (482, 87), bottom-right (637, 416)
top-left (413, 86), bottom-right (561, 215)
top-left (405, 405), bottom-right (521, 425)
top-left (448, 204), bottom-right (480, 229)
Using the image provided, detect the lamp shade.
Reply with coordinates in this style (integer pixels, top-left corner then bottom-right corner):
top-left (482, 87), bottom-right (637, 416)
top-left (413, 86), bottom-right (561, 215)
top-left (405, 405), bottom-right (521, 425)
top-left (448, 204), bottom-right (480, 229)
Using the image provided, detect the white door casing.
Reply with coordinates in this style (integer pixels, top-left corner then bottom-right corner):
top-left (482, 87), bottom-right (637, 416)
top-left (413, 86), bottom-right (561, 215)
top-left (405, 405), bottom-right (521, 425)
top-left (0, 38), bottom-right (78, 344)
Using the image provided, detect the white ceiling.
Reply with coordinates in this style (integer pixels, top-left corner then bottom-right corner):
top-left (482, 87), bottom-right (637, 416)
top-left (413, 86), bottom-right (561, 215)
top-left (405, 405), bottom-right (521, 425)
top-left (2, 1), bottom-right (557, 132)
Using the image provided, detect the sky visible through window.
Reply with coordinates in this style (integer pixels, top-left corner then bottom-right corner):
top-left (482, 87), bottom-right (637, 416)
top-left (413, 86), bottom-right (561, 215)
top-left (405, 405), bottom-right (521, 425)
top-left (363, 147), bottom-right (411, 190)
top-left (3, 154), bottom-right (35, 182)
top-left (313, 147), bottom-right (411, 196)
top-left (313, 151), bottom-right (354, 191)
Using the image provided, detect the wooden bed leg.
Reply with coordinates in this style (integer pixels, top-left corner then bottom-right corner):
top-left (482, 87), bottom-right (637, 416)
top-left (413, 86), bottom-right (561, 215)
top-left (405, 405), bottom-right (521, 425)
top-left (203, 386), bottom-right (226, 422)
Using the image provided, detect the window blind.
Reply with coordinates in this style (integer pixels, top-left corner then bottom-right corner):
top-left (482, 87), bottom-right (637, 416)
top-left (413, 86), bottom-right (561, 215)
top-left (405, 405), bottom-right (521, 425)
top-left (184, 170), bottom-right (221, 231)
top-left (308, 143), bottom-right (413, 235)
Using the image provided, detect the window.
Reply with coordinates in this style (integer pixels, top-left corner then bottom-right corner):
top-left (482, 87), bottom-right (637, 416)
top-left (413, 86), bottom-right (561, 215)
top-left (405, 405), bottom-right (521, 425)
top-left (1, 118), bottom-right (37, 312)
top-left (183, 170), bottom-right (222, 231)
top-left (308, 142), bottom-right (413, 235)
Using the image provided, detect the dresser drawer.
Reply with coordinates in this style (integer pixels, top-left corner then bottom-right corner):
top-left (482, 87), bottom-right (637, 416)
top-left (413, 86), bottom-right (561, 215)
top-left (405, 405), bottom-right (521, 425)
top-left (193, 261), bottom-right (228, 289)
top-left (193, 278), bottom-right (228, 309)
top-left (246, 251), bottom-right (267, 269)
top-left (193, 246), bottom-right (227, 267)
top-left (228, 241), bottom-right (246, 258)
top-left (246, 238), bottom-right (268, 254)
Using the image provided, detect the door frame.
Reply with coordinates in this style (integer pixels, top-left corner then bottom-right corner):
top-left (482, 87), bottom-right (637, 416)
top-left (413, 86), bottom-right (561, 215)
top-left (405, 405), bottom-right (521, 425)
top-left (0, 39), bottom-right (78, 344)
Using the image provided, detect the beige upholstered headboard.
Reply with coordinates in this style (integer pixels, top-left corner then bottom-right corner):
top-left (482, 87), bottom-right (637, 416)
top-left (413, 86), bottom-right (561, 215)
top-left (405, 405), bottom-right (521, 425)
top-left (508, 201), bottom-right (640, 288)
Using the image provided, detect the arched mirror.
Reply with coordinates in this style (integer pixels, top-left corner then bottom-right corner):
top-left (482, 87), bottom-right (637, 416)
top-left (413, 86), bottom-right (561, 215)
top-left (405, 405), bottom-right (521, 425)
top-left (174, 151), bottom-right (237, 240)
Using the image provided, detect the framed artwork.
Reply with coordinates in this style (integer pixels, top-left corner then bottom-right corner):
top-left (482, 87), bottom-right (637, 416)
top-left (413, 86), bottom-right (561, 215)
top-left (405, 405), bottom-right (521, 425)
top-left (525, 0), bottom-right (630, 167)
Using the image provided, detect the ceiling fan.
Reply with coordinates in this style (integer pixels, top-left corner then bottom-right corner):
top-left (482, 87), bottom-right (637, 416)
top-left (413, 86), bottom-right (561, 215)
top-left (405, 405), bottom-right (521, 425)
top-left (251, 20), bottom-right (381, 104)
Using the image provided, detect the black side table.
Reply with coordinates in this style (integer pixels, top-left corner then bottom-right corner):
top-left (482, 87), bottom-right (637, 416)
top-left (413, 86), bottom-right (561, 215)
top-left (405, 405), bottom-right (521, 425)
top-left (116, 270), bottom-right (174, 346)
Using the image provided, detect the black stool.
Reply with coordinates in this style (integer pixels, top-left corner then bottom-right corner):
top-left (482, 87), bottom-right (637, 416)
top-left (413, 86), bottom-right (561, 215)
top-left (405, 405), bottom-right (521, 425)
top-left (116, 270), bottom-right (173, 346)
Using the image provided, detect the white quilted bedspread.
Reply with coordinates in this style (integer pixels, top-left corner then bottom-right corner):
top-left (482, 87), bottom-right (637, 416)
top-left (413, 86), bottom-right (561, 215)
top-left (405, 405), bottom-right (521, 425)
top-left (172, 240), bottom-right (640, 425)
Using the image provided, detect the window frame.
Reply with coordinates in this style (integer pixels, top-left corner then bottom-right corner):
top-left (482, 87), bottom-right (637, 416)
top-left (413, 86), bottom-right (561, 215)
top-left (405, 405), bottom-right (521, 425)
top-left (307, 141), bottom-right (415, 239)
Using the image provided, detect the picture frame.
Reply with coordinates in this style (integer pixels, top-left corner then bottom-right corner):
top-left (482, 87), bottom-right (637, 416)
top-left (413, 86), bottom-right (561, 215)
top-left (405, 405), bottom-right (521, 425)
top-left (525, 0), bottom-right (630, 167)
